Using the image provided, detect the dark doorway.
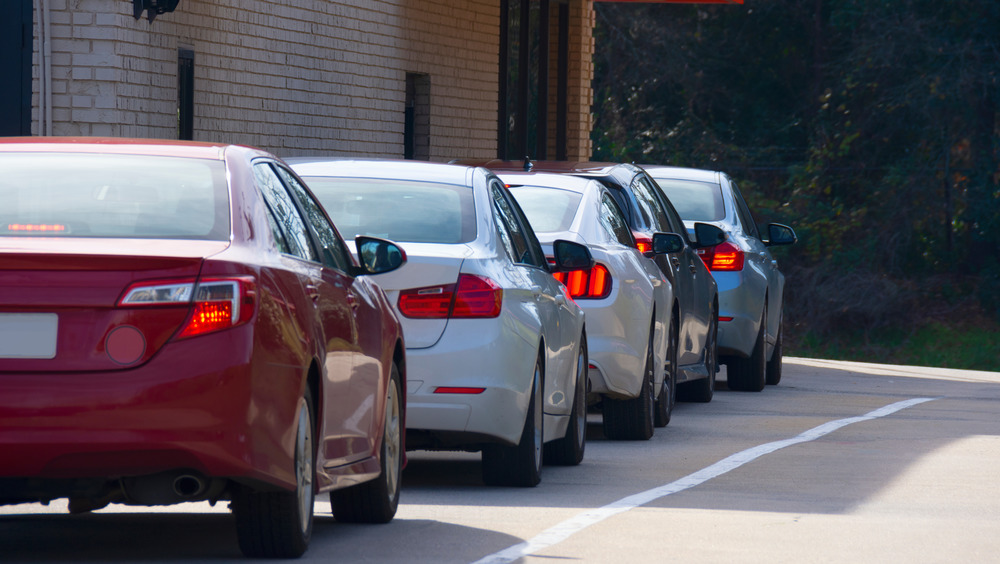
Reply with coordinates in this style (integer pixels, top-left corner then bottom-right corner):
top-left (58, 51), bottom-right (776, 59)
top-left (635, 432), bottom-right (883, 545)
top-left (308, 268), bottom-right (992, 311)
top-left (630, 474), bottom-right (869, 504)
top-left (1, 0), bottom-right (33, 136)
top-left (498, 0), bottom-right (568, 160)
top-left (405, 73), bottom-right (430, 160)
top-left (178, 47), bottom-right (194, 140)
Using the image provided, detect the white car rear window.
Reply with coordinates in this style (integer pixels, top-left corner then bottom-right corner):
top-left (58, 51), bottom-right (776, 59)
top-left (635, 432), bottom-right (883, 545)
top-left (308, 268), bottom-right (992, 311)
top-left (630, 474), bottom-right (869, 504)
top-left (508, 186), bottom-right (583, 233)
top-left (302, 177), bottom-right (476, 244)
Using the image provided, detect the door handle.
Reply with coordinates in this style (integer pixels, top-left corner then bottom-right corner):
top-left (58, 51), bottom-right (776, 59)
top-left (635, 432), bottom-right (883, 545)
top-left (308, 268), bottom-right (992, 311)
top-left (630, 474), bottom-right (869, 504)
top-left (305, 284), bottom-right (320, 302)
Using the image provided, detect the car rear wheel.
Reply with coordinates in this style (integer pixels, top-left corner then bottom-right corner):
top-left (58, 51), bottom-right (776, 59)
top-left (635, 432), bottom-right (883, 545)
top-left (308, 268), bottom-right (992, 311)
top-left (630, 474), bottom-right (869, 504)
top-left (232, 387), bottom-right (315, 558)
top-left (482, 352), bottom-right (543, 487)
top-left (766, 317), bottom-right (783, 385)
top-left (654, 316), bottom-right (677, 427)
top-left (679, 307), bottom-right (717, 403)
top-left (728, 308), bottom-right (767, 392)
top-left (332, 362), bottom-right (403, 523)
top-left (603, 325), bottom-right (655, 441)
top-left (545, 333), bottom-right (587, 466)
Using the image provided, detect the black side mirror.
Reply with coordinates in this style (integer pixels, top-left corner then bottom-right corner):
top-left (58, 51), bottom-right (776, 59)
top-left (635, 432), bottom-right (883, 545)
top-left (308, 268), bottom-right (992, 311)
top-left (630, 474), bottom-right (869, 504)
top-left (355, 236), bottom-right (407, 275)
top-left (693, 222), bottom-right (727, 248)
top-left (551, 239), bottom-right (594, 272)
top-left (650, 232), bottom-right (685, 255)
top-left (765, 223), bottom-right (797, 247)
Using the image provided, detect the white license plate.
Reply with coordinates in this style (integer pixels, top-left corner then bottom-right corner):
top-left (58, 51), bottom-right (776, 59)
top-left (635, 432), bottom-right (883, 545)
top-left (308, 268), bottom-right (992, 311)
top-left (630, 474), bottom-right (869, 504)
top-left (0, 313), bottom-right (58, 359)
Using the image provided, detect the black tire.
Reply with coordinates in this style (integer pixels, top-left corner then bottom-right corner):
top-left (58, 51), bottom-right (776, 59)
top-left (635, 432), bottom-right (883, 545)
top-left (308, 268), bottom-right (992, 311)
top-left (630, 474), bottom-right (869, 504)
top-left (545, 333), bottom-right (587, 466)
top-left (728, 308), bottom-right (767, 392)
top-left (679, 307), bottom-right (717, 403)
top-left (766, 317), bottom-right (783, 386)
top-left (232, 387), bottom-right (315, 558)
top-left (603, 326), bottom-right (655, 441)
top-left (654, 316), bottom-right (677, 427)
top-left (482, 353), bottom-right (543, 487)
top-left (332, 363), bottom-right (403, 523)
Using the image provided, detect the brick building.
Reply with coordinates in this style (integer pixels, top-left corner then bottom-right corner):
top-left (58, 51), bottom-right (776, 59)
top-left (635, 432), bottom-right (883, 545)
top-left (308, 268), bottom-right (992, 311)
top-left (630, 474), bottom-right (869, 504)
top-left (2, 1), bottom-right (735, 161)
top-left (3, 0), bottom-right (596, 161)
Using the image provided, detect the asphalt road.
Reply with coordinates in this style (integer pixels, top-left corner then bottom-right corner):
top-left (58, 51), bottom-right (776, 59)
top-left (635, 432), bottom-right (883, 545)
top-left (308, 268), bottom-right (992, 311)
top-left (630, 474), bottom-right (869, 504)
top-left (3, 357), bottom-right (999, 563)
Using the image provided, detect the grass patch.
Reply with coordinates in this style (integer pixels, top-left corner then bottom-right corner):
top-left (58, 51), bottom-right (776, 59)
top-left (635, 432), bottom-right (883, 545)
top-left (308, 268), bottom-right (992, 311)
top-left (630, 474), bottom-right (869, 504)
top-left (788, 322), bottom-right (1000, 372)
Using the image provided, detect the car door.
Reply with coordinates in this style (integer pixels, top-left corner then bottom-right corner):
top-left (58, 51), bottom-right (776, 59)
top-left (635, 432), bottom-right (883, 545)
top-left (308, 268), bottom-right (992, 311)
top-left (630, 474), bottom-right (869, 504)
top-left (630, 173), bottom-right (702, 366)
top-left (597, 191), bottom-right (669, 368)
top-left (488, 178), bottom-right (577, 417)
top-left (730, 179), bottom-right (783, 344)
top-left (254, 162), bottom-right (371, 470)
top-left (649, 176), bottom-right (715, 365)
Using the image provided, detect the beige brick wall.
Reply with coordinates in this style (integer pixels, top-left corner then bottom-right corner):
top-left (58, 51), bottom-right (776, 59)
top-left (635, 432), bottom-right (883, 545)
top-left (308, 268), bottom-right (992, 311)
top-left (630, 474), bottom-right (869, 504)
top-left (567, 0), bottom-right (595, 161)
top-left (31, 0), bottom-right (593, 161)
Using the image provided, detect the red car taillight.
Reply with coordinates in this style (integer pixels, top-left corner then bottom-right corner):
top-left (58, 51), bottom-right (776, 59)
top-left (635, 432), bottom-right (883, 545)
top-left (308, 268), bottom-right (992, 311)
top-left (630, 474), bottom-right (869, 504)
top-left (118, 277), bottom-right (257, 338)
top-left (397, 274), bottom-right (503, 319)
top-left (698, 241), bottom-right (745, 271)
top-left (552, 264), bottom-right (612, 299)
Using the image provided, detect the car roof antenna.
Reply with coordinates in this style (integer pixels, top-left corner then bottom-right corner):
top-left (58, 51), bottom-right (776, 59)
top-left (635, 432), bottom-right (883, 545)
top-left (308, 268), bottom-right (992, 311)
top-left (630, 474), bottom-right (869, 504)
top-left (523, 156), bottom-right (533, 171)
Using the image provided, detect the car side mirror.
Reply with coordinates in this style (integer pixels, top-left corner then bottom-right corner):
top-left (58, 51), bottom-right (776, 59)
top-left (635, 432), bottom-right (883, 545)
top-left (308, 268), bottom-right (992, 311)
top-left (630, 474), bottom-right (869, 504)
top-left (355, 236), bottom-right (407, 275)
top-left (693, 222), bottom-right (727, 248)
top-left (651, 232), bottom-right (685, 255)
top-left (551, 239), bottom-right (594, 272)
top-left (765, 223), bottom-right (797, 247)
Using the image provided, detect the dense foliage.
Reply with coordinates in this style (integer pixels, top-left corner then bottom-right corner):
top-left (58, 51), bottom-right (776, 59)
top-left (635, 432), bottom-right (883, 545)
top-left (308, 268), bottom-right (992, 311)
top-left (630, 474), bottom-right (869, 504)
top-left (592, 1), bottom-right (1000, 351)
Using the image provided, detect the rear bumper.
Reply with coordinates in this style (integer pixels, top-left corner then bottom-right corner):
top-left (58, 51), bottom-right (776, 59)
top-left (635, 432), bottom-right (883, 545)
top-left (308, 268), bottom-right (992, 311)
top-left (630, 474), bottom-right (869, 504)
top-left (404, 319), bottom-right (536, 448)
top-left (0, 328), bottom-right (298, 494)
top-left (715, 272), bottom-right (762, 358)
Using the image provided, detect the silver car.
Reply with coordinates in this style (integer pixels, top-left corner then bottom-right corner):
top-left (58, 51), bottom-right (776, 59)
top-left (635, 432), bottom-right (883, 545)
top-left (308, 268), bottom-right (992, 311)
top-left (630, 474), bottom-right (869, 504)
top-left (288, 158), bottom-right (591, 486)
top-left (644, 165), bottom-right (797, 392)
top-left (498, 171), bottom-right (683, 439)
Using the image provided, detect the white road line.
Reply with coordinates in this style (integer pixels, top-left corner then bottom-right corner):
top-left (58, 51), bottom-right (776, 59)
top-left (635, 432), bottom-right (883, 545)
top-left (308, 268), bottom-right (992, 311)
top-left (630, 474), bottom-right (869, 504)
top-left (472, 397), bottom-right (938, 564)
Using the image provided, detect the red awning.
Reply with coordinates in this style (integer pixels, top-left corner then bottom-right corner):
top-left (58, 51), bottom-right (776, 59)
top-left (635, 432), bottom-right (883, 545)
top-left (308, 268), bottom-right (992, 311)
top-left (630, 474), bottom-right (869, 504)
top-left (596, 1), bottom-right (743, 4)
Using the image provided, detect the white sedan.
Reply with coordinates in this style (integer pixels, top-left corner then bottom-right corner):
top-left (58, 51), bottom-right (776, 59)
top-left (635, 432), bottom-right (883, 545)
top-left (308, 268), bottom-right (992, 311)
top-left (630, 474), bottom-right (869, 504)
top-left (288, 159), bottom-right (590, 486)
top-left (498, 171), bottom-right (683, 440)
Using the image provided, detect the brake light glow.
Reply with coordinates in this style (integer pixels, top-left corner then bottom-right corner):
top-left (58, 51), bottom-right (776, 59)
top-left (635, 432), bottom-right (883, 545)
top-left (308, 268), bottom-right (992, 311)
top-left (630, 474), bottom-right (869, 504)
top-left (119, 277), bottom-right (256, 338)
top-left (552, 264), bottom-right (612, 299)
top-left (633, 232), bottom-right (652, 255)
top-left (398, 274), bottom-right (502, 319)
top-left (7, 223), bottom-right (67, 232)
top-left (698, 241), bottom-right (745, 271)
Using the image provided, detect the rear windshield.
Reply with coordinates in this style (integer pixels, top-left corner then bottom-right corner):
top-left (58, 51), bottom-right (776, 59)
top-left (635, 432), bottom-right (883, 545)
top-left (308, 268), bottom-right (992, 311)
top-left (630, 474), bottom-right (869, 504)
top-left (648, 177), bottom-right (725, 222)
top-left (508, 186), bottom-right (582, 233)
top-left (301, 177), bottom-right (476, 244)
top-left (0, 153), bottom-right (229, 240)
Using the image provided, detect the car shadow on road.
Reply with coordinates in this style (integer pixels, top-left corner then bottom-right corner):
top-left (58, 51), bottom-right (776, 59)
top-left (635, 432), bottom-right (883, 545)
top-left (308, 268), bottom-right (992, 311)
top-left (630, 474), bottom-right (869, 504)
top-left (0, 510), bottom-right (523, 564)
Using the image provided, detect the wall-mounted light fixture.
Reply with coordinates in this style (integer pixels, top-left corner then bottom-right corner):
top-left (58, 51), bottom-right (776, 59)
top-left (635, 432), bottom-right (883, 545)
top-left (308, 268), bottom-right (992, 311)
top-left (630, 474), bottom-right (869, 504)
top-left (132, 0), bottom-right (180, 22)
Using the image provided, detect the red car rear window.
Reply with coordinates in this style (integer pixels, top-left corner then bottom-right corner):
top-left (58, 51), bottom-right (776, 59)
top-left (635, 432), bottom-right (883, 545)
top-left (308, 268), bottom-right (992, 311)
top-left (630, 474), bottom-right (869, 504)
top-left (0, 153), bottom-right (230, 240)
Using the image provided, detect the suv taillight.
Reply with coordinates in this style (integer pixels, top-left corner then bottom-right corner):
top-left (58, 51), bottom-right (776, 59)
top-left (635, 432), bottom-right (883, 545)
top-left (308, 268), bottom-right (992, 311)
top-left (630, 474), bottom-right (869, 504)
top-left (118, 277), bottom-right (257, 338)
top-left (397, 274), bottom-right (502, 319)
top-left (697, 241), bottom-right (745, 271)
top-left (632, 232), bottom-right (653, 255)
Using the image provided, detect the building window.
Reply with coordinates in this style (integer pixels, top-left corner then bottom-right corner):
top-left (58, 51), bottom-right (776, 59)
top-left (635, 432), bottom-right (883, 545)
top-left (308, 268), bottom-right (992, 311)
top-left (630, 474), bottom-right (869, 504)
top-left (0, 0), bottom-right (32, 136)
top-left (405, 73), bottom-right (430, 160)
top-left (178, 47), bottom-right (194, 140)
top-left (499, 0), bottom-right (568, 161)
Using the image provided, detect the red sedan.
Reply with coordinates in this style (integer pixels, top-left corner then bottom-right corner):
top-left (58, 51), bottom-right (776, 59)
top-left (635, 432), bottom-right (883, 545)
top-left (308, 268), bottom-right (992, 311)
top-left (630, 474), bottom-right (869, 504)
top-left (0, 138), bottom-right (407, 558)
